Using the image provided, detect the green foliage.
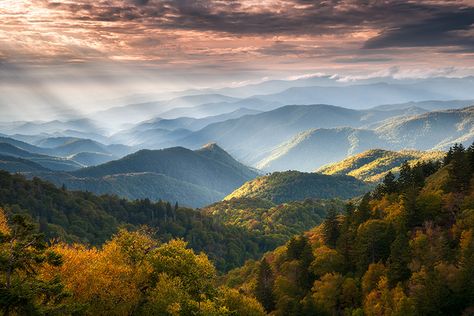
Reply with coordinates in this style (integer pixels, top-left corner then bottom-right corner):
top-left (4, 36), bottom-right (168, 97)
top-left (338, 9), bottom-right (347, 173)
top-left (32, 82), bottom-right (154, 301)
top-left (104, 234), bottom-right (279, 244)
top-left (0, 211), bottom-right (74, 315)
top-left (224, 171), bottom-right (370, 204)
top-left (317, 149), bottom-right (444, 182)
top-left (255, 258), bottom-right (275, 312)
top-left (204, 197), bottom-right (345, 244)
top-left (323, 208), bottom-right (340, 248)
top-left (0, 171), bottom-right (279, 272)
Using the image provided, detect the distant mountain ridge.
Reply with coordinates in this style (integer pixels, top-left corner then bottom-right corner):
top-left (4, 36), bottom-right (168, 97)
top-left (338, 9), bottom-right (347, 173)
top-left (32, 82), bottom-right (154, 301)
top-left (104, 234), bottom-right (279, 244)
top-left (253, 106), bottom-right (474, 171)
top-left (0, 142), bottom-right (82, 171)
top-left (172, 104), bottom-right (434, 166)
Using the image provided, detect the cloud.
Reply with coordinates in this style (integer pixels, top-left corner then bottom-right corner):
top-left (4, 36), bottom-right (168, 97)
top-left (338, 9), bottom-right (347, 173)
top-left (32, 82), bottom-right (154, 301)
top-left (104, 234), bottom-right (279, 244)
top-left (1, 0), bottom-right (474, 89)
top-left (333, 57), bottom-right (393, 64)
top-left (38, 0), bottom-right (469, 37)
top-left (364, 7), bottom-right (474, 50)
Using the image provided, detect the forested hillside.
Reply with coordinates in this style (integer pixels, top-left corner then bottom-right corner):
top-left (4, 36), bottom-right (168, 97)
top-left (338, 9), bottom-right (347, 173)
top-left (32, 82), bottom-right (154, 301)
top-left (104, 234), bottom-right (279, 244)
top-left (316, 149), bottom-right (444, 182)
top-left (225, 171), bottom-right (370, 203)
top-left (203, 198), bottom-right (345, 245)
top-left (223, 143), bottom-right (474, 315)
top-left (33, 144), bottom-right (259, 207)
top-left (0, 212), bottom-right (266, 315)
top-left (0, 171), bottom-right (279, 271)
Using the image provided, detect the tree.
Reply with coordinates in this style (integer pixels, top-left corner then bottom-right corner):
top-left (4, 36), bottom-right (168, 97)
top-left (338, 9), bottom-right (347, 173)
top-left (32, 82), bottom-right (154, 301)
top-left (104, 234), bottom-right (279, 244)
top-left (218, 287), bottom-right (266, 316)
top-left (399, 189), bottom-right (419, 228)
top-left (0, 211), bottom-right (69, 315)
top-left (311, 272), bottom-right (344, 315)
top-left (355, 193), bottom-right (372, 224)
top-left (447, 143), bottom-right (470, 192)
top-left (286, 235), bottom-right (314, 291)
top-left (381, 171), bottom-right (397, 195)
top-left (355, 220), bottom-right (394, 273)
top-left (323, 207), bottom-right (340, 248)
top-left (387, 231), bottom-right (411, 286)
top-left (255, 258), bottom-right (275, 312)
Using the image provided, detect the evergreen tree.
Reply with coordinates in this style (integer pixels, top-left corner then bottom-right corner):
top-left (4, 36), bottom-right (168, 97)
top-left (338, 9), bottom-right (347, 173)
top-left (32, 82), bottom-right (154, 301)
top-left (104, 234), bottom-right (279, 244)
top-left (323, 207), bottom-right (340, 248)
top-left (447, 143), bottom-right (470, 192)
top-left (355, 193), bottom-right (371, 224)
top-left (468, 143), bottom-right (474, 172)
top-left (286, 235), bottom-right (314, 290)
top-left (0, 213), bottom-right (69, 315)
top-left (387, 230), bottom-right (411, 286)
top-left (398, 161), bottom-right (413, 191)
top-left (337, 206), bottom-right (357, 273)
top-left (400, 189), bottom-right (419, 228)
top-left (255, 258), bottom-right (275, 312)
top-left (443, 147), bottom-right (454, 166)
top-left (382, 171), bottom-right (397, 194)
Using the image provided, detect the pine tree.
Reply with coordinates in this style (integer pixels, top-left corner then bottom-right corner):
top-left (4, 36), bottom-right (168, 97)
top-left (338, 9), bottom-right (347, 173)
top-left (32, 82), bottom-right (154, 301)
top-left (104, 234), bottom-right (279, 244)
top-left (323, 207), bottom-right (340, 248)
top-left (398, 161), bottom-right (413, 191)
top-left (337, 203), bottom-right (357, 272)
top-left (447, 143), bottom-right (470, 192)
top-left (382, 171), bottom-right (397, 194)
top-left (255, 258), bottom-right (275, 312)
top-left (387, 230), bottom-right (411, 286)
top-left (355, 193), bottom-right (371, 224)
top-left (0, 213), bottom-right (68, 315)
top-left (400, 189), bottom-right (418, 228)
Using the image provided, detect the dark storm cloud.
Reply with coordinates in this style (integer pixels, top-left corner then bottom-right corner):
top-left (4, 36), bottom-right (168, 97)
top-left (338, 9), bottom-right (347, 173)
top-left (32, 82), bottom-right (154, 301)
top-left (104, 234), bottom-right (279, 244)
top-left (364, 7), bottom-right (474, 50)
top-left (37, 0), bottom-right (474, 52)
top-left (43, 0), bottom-right (463, 36)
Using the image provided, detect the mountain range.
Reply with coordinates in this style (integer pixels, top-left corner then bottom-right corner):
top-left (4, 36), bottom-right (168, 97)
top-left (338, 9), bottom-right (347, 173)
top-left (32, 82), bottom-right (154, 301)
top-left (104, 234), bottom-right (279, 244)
top-left (253, 106), bottom-right (474, 171)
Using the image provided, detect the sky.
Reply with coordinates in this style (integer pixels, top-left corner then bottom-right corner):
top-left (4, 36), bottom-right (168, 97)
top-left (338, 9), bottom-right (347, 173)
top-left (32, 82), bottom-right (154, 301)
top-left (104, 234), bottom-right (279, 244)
top-left (1, 0), bottom-right (474, 118)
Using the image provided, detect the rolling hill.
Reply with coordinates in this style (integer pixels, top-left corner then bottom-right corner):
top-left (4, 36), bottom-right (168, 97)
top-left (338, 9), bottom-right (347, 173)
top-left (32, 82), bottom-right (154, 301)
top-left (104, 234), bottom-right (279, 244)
top-left (39, 171), bottom-right (223, 207)
top-left (34, 144), bottom-right (260, 207)
top-left (0, 142), bottom-right (82, 171)
top-left (316, 149), bottom-right (445, 182)
top-left (203, 197), bottom-right (345, 243)
top-left (74, 144), bottom-right (258, 194)
top-left (68, 152), bottom-right (117, 167)
top-left (224, 171), bottom-right (370, 204)
top-left (0, 154), bottom-right (51, 173)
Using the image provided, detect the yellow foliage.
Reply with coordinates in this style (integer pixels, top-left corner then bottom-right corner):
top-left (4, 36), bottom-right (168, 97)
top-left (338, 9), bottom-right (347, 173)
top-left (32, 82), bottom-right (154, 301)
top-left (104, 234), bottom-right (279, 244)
top-left (217, 287), bottom-right (266, 316)
top-left (364, 277), bottom-right (416, 316)
top-left (362, 263), bottom-right (386, 296)
top-left (317, 149), bottom-right (444, 182)
top-left (311, 246), bottom-right (344, 277)
top-left (312, 272), bottom-right (344, 314)
top-left (42, 242), bottom-right (145, 315)
top-left (0, 208), bottom-right (10, 235)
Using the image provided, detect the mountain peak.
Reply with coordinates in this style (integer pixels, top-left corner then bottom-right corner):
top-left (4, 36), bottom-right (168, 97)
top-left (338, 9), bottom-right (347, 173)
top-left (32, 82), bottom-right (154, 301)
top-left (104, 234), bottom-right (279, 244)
top-left (196, 142), bottom-right (236, 164)
top-left (200, 142), bottom-right (223, 152)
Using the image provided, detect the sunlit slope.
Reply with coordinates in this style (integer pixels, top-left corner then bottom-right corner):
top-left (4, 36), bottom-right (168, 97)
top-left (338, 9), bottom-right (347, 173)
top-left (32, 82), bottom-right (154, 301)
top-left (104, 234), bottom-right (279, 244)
top-left (316, 149), bottom-right (445, 182)
top-left (224, 171), bottom-right (370, 204)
